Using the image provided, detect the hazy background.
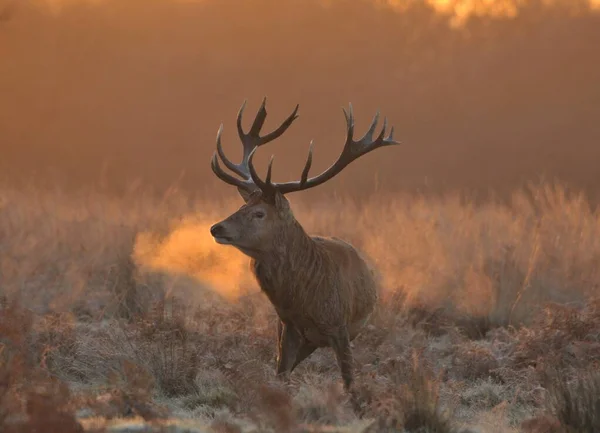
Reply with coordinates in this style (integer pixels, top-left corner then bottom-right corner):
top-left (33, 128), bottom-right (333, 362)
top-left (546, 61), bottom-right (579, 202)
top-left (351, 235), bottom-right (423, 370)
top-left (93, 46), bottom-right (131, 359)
top-left (1, 0), bottom-right (599, 202)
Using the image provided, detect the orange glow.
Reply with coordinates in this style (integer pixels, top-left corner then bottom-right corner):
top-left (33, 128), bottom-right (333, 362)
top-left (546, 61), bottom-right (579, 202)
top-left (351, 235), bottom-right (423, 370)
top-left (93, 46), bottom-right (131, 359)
top-left (32, 0), bottom-right (600, 24)
top-left (423, 0), bottom-right (521, 26)
top-left (133, 217), bottom-right (257, 301)
top-left (5, 0), bottom-right (600, 205)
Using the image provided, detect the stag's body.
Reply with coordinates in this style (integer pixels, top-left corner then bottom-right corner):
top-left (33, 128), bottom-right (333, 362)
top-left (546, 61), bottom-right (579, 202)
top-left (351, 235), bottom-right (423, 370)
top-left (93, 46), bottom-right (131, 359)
top-left (253, 232), bottom-right (377, 348)
top-left (209, 98), bottom-right (400, 390)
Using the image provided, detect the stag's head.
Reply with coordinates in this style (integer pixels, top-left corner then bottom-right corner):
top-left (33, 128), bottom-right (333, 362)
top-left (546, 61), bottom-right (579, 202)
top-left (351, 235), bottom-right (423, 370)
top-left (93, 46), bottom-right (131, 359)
top-left (209, 97), bottom-right (401, 257)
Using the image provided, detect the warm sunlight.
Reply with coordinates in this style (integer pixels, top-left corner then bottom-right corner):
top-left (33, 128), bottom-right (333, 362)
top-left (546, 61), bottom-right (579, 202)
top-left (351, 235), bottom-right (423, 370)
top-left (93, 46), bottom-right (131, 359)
top-left (32, 0), bottom-right (600, 23)
top-left (133, 217), bottom-right (256, 301)
top-left (3, 0), bottom-right (600, 430)
top-left (382, 0), bottom-right (600, 25)
top-left (424, 0), bottom-right (521, 25)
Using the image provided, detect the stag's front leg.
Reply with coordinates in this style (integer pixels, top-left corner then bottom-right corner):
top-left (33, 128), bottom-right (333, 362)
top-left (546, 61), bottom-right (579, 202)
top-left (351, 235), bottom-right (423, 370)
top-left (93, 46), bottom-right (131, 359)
top-left (330, 328), bottom-right (354, 391)
top-left (276, 323), bottom-right (302, 379)
top-left (276, 319), bottom-right (284, 364)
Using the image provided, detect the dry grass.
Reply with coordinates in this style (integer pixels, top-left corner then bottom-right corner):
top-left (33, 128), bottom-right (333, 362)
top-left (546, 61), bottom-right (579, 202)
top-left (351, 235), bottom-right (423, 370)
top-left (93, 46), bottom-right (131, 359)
top-left (1, 182), bottom-right (600, 432)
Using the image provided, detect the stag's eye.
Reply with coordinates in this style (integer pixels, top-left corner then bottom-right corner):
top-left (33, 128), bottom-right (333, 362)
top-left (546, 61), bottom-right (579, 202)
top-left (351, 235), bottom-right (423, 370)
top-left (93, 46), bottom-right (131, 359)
top-left (253, 211), bottom-right (265, 219)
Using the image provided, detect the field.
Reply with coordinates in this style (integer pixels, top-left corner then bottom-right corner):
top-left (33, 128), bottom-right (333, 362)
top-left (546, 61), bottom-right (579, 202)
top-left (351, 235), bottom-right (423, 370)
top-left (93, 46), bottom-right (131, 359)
top-left (2, 182), bottom-right (600, 433)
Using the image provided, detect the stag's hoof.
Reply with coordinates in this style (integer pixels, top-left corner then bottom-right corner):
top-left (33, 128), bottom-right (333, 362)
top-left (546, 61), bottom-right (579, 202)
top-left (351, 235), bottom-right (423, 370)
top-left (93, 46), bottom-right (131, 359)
top-left (275, 371), bottom-right (291, 384)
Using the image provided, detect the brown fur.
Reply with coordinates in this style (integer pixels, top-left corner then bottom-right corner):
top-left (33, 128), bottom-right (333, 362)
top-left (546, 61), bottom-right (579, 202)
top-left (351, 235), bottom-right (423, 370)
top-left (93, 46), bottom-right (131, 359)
top-left (211, 189), bottom-right (379, 389)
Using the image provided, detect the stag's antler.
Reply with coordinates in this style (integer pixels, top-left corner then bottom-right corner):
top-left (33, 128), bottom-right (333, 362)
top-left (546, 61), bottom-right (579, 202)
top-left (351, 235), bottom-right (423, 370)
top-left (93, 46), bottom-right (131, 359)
top-left (211, 99), bottom-right (401, 196)
top-left (210, 97), bottom-right (299, 195)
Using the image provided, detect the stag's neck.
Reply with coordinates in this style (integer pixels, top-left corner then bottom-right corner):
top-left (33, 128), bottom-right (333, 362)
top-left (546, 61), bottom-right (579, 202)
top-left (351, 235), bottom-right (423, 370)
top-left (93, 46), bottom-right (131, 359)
top-left (259, 220), bottom-right (316, 268)
top-left (250, 220), bottom-right (325, 307)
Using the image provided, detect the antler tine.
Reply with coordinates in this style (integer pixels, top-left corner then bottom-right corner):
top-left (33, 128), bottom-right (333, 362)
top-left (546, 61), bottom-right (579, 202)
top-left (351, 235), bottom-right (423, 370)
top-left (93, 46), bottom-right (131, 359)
top-left (211, 152), bottom-right (254, 191)
top-left (359, 110), bottom-right (380, 143)
top-left (380, 117), bottom-right (388, 141)
top-left (248, 97), bottom-right (269, 137)
top-left (352, 107), bottom-right (400, 155)
top-left (300, 141), bottom-right (314, 185)
top-left (274, 104), bottom-right (401, 195)
top-left (232, 98), bottom-right (300, 176)
top-left (247, 138), bottom-right (314, 194)
top-left (212, 98), bottom-right (301, 195)
top-left (264, 155), bottom-right (275, 185)
top-left (237, 97), bottom-right (299, 148)
top-left (212, 118), bottom-right (259, 194)
top-left (215, 124), bottom-right (247, 178)
top-left (235, 100), bottom-right (249, 149)
top-left (246, 146), bottom-right (270, 192)
top-left (342, 104), bottom-right (355, 143)
top-left (259, 103), bottom-right (300, 145)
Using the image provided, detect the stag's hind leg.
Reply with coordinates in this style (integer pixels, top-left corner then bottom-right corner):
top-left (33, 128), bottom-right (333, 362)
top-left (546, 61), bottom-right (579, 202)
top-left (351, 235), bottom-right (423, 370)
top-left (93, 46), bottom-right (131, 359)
top-left (330, 328), bottom-right (354, 391)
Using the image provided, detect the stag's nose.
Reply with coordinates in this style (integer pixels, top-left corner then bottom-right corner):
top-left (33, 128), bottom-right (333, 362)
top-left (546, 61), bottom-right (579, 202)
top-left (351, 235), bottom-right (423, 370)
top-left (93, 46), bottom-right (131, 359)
top-left (210, 223), bottom-right (225, 238)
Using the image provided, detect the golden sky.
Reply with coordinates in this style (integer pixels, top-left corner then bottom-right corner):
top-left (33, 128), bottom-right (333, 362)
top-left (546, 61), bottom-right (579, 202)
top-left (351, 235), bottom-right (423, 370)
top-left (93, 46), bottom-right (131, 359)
top-left (4, 0), bottom-right (600, 198)
top-left (32, 0), bottom-right (600, 25)
top-left (31, 0), bottom-right (600, 25)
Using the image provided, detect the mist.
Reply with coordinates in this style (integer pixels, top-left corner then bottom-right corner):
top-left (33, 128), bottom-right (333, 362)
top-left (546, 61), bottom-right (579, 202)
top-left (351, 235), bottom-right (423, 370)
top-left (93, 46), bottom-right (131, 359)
top-left (1, 0), bottom-right (599, 202)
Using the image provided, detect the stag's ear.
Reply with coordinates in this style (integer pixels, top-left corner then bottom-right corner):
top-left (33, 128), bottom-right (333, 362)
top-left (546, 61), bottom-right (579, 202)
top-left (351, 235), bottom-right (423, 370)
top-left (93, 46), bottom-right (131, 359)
top-left (273, 190), bottom-right (290, 211)
top-left (237, 187), bottom-right (253, 203)
top-left (237, 187), bottom-right (263, 203)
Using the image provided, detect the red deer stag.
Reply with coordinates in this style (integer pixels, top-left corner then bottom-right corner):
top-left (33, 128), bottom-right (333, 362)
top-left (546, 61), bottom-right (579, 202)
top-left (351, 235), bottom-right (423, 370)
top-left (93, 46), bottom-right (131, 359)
top-left (209, 98), bottom-right (400, 390)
